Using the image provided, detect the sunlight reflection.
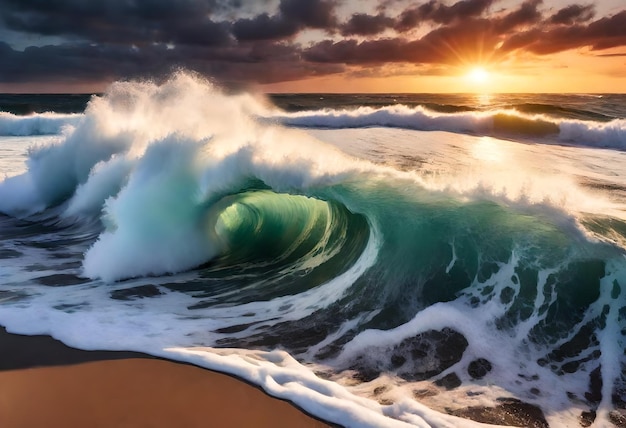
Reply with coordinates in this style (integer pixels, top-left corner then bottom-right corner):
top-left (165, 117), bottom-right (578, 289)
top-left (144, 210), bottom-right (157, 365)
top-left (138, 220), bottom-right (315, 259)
top-left (475, 93), bottom-right (492, 106)
top-left (471, 136), bottom-right (504, 163)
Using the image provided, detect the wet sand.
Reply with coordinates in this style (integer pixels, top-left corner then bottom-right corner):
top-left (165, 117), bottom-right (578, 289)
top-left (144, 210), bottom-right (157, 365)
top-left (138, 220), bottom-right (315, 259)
top-left (0, 327), bottom-right (330, 428)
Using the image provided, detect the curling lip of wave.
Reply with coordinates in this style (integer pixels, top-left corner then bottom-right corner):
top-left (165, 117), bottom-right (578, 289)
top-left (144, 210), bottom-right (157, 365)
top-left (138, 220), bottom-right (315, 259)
top-left (0, 112), bottom-right (82, 136)
top-left (272, 105), bottom-right (626, 149)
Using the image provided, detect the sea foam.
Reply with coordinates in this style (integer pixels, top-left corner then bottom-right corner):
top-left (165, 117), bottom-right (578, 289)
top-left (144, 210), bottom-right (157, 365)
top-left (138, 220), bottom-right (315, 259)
top-left (270, 105), bottom-right (626, 150)
top-left (0, 111), bottom-right (81, 136)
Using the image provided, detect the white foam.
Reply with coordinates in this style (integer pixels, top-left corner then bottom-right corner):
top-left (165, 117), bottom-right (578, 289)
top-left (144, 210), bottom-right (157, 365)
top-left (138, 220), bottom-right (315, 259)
top-left (0, 112), bottom-right (82, 136)
top-left (0, 172), bottom-right (46, 216)
top-left (82, 138), bottom-right (219, 282)
top-left (332, 250), bottom-right (624, 428)
top-left (309, 127), bottom-right (626, 224)
top-left (271, 105), bottom-right (626, 150)
top-left (63, 156), bottom-right (133, 217)
top-left (559, 119), bottom-right (626, 148)
top-left (0, 279), bottom-right (488, 428)
top-left (273, 105), bottom-right (492, 134)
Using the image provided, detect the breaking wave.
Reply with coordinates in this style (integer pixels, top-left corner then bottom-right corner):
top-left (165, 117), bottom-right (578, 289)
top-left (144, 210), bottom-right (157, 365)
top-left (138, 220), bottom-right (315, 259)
top-left (271, 105), bottom-right (626, 149)
top-left (0, 112), bottom-right (82, 136)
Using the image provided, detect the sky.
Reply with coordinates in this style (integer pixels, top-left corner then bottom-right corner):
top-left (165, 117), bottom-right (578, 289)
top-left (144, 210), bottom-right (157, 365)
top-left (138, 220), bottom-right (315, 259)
top-left (0, 0), bottom-right (625, 93)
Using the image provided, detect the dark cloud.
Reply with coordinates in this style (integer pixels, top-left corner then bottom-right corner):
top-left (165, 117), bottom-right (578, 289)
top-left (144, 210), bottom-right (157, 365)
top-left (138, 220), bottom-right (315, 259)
top-left (279, 0), bottom-right (337, 29)
top-left (233, 14), bottom-right (299, 41)
top-left (595, 53), bottom-right (626, 57)
top-left (0, 0), bottom-right (625, 88)
top-left (165, 20), bottom-right (233, 46)
top-left (304, 39), bottom-right (415, 64)
top-left (0, 39), bottom-right (343, 85)
top-left (0, 0), bottom-right (339, 84)
top-left (305, 0), bottom-right (544, 67)
top-left (493, 0), bottom-right (543, 33)
top-left (0, 42), bottom-right (154, 83)
top-left (500, 10), bottom-right (626, 54)
top-left (232, 0), bottom-right (337, 41)
top-left (0, 0), bottom-right (233, 46)
top-left (394, 4), bottom-right (430, 32)
top-left (587, 10), bottom-right (626, 39)
top-left (305, 17), bottom-right (506, 66)
top-left (549, 4), bottom-right (595, 25)
top-left (303, 37), bottom-right (462, 65)
top-left (394, 0), bottom-right (495, 32)
top-left (429, 0), bottom-right (495, 24)
top-left (340, 13), bottom-right (395, 36)
top-left (306, 0), bottom-right (617, 68)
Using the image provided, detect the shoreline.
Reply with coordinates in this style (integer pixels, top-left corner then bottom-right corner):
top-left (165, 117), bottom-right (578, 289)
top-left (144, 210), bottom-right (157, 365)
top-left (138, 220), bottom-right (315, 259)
top-left (0, 327), bottom-right (331, 428)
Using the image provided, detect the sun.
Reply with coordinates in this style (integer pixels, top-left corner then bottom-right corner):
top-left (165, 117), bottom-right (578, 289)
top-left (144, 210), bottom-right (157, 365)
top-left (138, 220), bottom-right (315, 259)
top-left (467, 67), bottom-right (490, 84)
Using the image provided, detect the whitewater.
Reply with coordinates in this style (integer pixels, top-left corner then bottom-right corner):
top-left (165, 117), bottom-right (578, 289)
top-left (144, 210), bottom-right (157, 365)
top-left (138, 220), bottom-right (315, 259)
top-left (1, 73), bottom-right (626, 427)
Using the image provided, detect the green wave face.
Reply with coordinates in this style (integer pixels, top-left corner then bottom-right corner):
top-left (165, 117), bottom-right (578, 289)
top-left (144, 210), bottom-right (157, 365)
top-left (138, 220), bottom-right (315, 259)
top-left (214, 190), bottom-right (336, 263)
top-left (194, 190), bottom-right (370, 304)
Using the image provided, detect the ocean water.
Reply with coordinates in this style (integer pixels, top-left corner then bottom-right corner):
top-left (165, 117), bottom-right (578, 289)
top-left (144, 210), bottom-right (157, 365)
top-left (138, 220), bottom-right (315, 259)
top-left (1, 73), bottom-right (626, 427)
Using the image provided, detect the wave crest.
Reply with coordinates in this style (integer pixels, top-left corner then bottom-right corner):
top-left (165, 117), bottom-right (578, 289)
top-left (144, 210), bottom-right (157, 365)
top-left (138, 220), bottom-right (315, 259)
top-left (272, 105), bottom-right (626, 149)
top-left (0, 112), bottom-right (81, 136)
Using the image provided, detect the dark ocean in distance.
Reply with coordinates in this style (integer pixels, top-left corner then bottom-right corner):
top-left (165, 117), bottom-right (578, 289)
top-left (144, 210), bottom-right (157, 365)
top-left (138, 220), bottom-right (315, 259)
top-left (1, 76), bottom-right (626, 427)
top-left (2, 92), bottom-right (626, 120)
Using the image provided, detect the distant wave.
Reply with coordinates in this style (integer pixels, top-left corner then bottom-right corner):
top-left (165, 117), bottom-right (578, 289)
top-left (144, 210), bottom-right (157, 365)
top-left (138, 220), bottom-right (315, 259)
top-left (509, 103), bottom-right (613, 121)
top-left (269, 93), bottom-right (623, 121)
top-left (271, 105), bottom-right (626, 149)
top-left (0, 112), bottom-right (82, 136)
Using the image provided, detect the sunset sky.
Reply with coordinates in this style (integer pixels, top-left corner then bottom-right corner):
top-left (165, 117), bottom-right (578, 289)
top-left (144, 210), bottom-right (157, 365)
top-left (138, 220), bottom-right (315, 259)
top-left (0, 0), bottom-right (625, 93)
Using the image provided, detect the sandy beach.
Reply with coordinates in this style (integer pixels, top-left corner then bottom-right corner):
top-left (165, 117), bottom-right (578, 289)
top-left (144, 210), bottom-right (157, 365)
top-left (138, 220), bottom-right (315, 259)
top-left (0, 327), bottom-right (330, 428)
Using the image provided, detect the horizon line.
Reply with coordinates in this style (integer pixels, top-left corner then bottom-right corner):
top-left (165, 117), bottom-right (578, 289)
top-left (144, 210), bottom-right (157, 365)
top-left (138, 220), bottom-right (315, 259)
top-left (1, 91), bottom-right (626, 96)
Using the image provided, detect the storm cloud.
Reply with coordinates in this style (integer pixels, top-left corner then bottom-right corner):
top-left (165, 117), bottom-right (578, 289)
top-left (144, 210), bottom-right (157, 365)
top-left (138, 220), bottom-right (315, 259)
top-left (0, 0), bottom-right (624, 88)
